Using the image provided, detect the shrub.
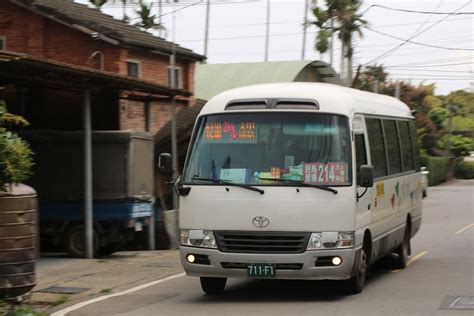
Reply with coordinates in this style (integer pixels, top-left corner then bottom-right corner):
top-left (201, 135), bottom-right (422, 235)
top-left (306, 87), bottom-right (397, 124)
top-left (420, 155), bottom-right (450, 186)
top-left (0, 101), bottom-right (33, 190)
top-left (437, 134), bottom-right (474, 157)
top-left (454, 161), bottom-right (474, 179)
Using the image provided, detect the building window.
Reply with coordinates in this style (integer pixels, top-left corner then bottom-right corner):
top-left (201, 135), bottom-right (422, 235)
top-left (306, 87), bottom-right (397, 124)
top-left (167, 66), bottom-right (182, 89)
top-left (126, 60), bottom-right (141, 78)
top-left (0, 37), bottom-right (5, 51)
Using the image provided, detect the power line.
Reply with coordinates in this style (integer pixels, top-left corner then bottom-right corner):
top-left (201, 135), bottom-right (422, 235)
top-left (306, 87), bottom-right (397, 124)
top-left (365, 26), bottom-right (474, 52)
top-left (174, 16), bottom-right (472, 32)
top-left (387, 62), bottom-right (473, 68)
top-left (362, 4), bottom-right (474, 15)
top-left (364, 1), bottom-right (473, 65)
top-left (410, 0), bottom-right (445, 36)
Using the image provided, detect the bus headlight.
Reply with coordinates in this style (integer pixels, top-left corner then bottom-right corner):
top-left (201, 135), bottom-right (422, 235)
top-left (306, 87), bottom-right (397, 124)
top-left (307, 232), bottom-right (354, 250)
top-left (180, 229), bottom-right (217, 249)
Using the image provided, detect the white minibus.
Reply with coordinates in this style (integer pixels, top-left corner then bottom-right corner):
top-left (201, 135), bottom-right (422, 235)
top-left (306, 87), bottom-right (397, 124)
top-left (159, 82), bottom-right (423, 294)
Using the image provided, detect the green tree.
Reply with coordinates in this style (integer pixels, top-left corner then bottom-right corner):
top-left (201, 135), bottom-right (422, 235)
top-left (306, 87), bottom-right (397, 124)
top-left (311, 0), bottom-right (367, 85)
top-left (353, 64), bottom-right (387, 91)
top-left (89, 0), bottom-right (108, 10)
top-left (135, 0), bottom-right (165, 31)
top-left (0, 101), bottom-right (33, 190)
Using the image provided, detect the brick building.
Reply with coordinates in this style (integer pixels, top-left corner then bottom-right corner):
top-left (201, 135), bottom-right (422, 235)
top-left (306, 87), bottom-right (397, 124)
top-left (0, 0), bottom-right (205, 134)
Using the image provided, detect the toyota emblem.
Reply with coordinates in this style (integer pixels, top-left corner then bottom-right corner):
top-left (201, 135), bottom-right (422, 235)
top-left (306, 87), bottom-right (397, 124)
top-left (252, 216), bottom-right (270, 228)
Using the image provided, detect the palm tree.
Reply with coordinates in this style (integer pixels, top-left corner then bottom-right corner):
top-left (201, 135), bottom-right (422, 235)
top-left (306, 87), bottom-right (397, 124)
top-left (334, 0), bottom-right (367, 85)
top-left (89, 0), bottom-right (108, 10)
top-left (135, 0), bottom-right (166, 32)
top-left (311, 0), bottom-right (367, 85)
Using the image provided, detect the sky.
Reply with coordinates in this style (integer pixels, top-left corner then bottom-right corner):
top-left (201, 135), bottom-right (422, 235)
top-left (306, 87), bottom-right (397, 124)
top-left (77, 0), bottom-right (474, 95)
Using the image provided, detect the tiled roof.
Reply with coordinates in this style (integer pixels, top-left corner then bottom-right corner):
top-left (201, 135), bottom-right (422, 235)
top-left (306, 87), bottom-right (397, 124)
top-left (10, 0), bottom-right (205, 60)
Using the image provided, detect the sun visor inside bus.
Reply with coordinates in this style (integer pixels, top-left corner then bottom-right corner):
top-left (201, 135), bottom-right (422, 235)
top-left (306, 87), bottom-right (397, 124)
top-left (225, 98), bottom-right (319, 110)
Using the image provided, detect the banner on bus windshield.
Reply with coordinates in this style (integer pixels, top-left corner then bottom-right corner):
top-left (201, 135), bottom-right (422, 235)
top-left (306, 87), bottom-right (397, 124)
top-left (303, 162), bottom-right (348, 185)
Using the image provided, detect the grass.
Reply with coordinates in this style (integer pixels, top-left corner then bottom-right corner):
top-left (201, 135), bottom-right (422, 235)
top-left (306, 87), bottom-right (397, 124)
top-left (100, 288), bottom-right (112, 294)
top-left (53, 294), bottom-right (69, 306)
top-left (0, 303), bottom-right (48, 316)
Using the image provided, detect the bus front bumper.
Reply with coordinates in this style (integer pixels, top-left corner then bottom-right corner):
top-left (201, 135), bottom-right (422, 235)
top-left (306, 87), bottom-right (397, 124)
top-left (180, 247), bottom-right (359, 280)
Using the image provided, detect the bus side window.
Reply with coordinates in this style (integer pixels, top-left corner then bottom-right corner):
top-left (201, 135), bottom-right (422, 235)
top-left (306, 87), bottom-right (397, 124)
top-left (409, 120), bottom-right (421, 171)
top-left (355, 134), bottom-right (367, 185)
top-left (366, 118), bottom-right (388, 178)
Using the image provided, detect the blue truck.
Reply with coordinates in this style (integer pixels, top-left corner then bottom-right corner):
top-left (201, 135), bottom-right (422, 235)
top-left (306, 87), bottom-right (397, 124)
top-left (22, 130), bottom-right (154, 257)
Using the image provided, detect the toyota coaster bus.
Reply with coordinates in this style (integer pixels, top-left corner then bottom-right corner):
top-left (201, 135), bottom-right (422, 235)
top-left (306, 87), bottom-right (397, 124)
top-left (159, 82), bottom-right (423, 295)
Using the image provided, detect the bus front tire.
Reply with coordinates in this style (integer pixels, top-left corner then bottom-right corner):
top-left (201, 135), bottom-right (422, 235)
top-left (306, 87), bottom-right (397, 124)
top-left (392, 227), bottom-right (410, 269)
top-left (345, 248), bottom-right (367, 294)
top-left (200, 277), bottom-right (227, 295)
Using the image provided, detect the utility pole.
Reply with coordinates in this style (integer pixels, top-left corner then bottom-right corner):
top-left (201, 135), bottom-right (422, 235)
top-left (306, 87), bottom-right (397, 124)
top-left (395, 81), bottom-right (401, 99)
top-left (373, 80), bottom-right (379, 93)
top-left (170, 0), bottom-right (179, 249)
top-left (329, 18), bottom-right (334, 67)
top-left (264, 0), bottom-right (270, 61)
top-left (158, 0), bottom-right (163, 37)
top-left (204, 0), bottom-right (211, 56)
top-left (301, 0), bottom-right (309, 60)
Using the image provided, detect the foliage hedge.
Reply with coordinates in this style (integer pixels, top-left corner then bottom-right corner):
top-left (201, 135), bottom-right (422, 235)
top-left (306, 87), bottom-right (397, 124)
top-left (454, 161), bottom-right (474, 179)
top-left (420, 155), bottom-right (450, 186)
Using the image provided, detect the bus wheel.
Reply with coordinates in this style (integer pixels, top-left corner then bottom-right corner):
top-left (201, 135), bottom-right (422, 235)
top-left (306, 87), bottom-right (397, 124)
top-left (345, 248), bottom-right (367, 294)
top-left (200, 277), bottom-right (227, 295)
top-left (392, 227), bottom-right (410, 269)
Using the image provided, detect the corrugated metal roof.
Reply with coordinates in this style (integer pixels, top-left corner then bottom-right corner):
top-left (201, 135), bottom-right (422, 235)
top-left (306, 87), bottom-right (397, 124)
top-left (195, 60), bottom-right (341, 100)
top-left (10, 0), bottom-right (205, 61)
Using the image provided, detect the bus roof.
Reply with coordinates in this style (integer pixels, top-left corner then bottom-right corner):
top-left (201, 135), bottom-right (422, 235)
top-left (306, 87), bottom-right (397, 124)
top-left (199, 82), bottom-right (413, 119)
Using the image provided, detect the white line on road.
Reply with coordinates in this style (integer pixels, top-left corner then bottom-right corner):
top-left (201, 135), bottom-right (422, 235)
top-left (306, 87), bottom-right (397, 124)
top-left (456, 223), bottom-right (474, 235)
top-left (51, 273), bottom-right (185, 316)
top-left (391, 251), bottom-right (429, 273)
top-left (407, 251), bottom-right (428, 267)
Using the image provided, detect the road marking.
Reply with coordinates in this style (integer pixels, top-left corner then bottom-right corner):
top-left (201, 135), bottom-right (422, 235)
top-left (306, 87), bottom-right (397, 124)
top-left (407, 250), bottom-right (428, 267)
top-left (51, 273), bottom-right (185, 316)
top-left (391, 251), bottom-right (428, 273)
top-left (456, 223), bottom-right (474, 235)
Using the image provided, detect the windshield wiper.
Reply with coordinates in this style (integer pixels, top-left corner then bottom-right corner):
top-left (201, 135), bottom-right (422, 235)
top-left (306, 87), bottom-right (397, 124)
top-left (192, 176), bottom-right (265, 195)
top-left (259, 178), bottom-right (338, 195)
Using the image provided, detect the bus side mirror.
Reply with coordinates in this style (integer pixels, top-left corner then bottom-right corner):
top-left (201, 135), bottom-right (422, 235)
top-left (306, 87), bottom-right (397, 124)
top-left (158, 153), bottom-right (173, 178)
top-left (360, 165), bottom-right (374, 188)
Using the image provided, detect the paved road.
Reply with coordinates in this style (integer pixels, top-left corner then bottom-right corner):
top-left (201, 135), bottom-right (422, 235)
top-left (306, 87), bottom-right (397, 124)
top-left (68, 181), bottom-right (473, 316)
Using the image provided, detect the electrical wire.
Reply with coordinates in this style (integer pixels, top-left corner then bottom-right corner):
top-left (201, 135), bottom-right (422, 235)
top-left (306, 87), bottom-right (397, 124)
top-left (365, 27), bottom-right (474, 52)
top-left (364, 0), bottom-right (473, 65)
top-left (361, 4), bottom-right (474, 15)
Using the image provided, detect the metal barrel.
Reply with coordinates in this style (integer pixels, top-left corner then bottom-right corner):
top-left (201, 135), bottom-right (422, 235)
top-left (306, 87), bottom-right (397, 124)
top-left (0, 184), bottom-right (37, 299)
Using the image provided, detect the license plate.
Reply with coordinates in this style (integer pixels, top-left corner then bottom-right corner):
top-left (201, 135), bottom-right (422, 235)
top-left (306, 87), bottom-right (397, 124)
top-left (247, 264), bottom-right (276, 278)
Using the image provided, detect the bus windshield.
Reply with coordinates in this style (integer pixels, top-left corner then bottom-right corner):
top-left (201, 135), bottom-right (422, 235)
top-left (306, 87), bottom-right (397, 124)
top-left (183, 112), bottom-right (352, 186)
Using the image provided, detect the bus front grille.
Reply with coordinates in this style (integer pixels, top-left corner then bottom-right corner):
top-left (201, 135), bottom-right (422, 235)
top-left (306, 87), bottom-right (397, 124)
top-left (214, 231), bottom-right (310, 254)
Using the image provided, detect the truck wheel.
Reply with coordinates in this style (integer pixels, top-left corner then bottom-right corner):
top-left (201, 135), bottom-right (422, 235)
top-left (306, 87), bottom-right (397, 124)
top-left (345, 248), bottom-right (367, 294)
top-left (66, 225), bottom-right (99, 258)
top-left (392, 227), bottom-right (410, 269)
top-left (200, 277), bottom-right (227, 295)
